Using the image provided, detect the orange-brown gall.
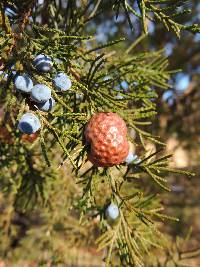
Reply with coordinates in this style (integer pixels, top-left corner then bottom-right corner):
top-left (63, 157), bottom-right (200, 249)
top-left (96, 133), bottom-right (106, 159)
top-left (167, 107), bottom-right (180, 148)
top-left (84, 112), bottom-right (129, 167)
top-left (21, 133), bottom-right (38, 143)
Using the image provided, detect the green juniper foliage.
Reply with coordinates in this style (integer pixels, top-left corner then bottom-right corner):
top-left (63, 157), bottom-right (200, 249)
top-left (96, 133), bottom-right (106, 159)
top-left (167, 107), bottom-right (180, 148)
top-left (113, 0), bottom-right (200, 36)
top-left (0, 0), bottom-right (199, 266)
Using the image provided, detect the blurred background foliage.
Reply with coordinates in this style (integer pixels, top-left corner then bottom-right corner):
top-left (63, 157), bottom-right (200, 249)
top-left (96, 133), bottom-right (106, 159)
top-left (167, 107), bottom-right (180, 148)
top-left (0, 0), bottom-right (199, 266)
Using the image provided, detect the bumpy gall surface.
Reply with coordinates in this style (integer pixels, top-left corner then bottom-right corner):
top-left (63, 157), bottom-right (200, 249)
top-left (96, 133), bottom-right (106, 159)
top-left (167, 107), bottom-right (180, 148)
top-left (84, 112), bottom-right (129, 167)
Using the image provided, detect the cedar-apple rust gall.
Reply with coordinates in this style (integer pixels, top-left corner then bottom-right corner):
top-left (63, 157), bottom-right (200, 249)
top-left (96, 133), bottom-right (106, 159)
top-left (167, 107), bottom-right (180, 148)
top-left (84, 112), bottom-right (129, 167)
